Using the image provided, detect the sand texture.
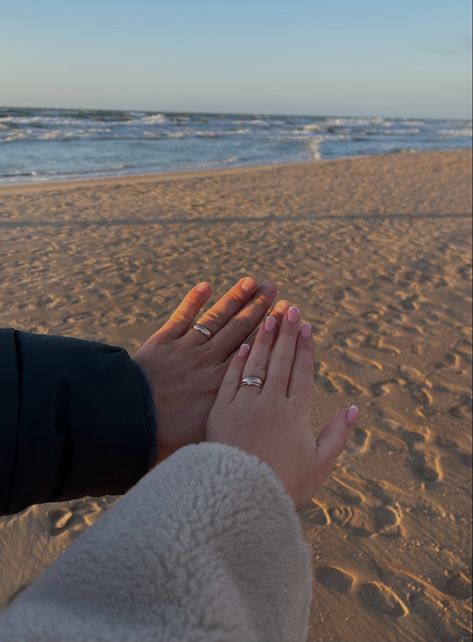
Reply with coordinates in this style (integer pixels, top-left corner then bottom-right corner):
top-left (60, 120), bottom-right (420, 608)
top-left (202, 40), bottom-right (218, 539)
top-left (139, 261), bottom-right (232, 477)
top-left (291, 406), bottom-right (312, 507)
top-left (0, 150), bottom-right (472, 641)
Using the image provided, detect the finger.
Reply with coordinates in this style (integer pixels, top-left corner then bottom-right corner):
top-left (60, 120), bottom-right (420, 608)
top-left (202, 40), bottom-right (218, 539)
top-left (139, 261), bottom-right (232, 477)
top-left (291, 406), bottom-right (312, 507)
top-left (155, 282), bottom-right (213, 339)
top-left (210, 281), bottom-right (277, 359)
top-left (218, 343), bottom-right (251, 404)
top-left (185, 276), bottom-right (259, 346)
top-left (239, 313), bottom-right (280, 394)
top-left (243, 299), bottom-right (290, 349)
top-left (288, 322), bottom-right (314, 398)
top-left (313, 406), bottom-right (359, 486)
top-left (265, 306), bottom-right (301, 394)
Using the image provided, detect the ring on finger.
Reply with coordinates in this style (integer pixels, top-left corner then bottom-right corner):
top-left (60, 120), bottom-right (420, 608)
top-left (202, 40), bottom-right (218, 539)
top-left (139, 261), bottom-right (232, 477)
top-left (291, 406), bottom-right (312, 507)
top-left (192, 323), bottom-right (213, 340)
top-left (238, 375), bottom-right (264, 390)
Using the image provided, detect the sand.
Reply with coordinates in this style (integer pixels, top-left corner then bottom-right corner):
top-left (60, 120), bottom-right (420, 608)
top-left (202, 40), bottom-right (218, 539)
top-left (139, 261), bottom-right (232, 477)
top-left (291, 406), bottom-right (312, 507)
top-left (0, 150), bottom-right (471, 641)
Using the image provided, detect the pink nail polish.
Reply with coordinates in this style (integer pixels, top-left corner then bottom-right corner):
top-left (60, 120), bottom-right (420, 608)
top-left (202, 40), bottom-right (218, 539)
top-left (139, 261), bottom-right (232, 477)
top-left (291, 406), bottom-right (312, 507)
top-left (345, 405), bottom-right (359, 426)
top-left (287, 306), bottom-right (300, 323)
top-left (300, 323), bottom-right (312, 338)
top-left (238, 343), bottom-right (251, 358)
top-left (264, 316), bottom-right (276, 332)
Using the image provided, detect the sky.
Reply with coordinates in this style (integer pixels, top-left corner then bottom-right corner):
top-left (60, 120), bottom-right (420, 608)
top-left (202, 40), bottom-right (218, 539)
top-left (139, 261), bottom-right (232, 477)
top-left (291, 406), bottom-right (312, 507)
top-left (0, 0), bottom-right (471, 118)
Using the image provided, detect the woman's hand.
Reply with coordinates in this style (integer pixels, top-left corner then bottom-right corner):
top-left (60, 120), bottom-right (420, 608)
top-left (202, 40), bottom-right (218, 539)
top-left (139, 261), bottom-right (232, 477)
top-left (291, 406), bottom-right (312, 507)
top-left (206, 305), bottom-right (359, 509)
top-left (134, 277), bottom-right (288, 463)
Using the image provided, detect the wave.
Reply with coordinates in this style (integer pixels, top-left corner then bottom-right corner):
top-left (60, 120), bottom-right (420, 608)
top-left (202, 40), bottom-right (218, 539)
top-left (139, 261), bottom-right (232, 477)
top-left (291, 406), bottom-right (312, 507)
top-left (440, 128), bottom-right (472, 138)
top-left (140, 113), bottom-right (167, 125)
top-left (1, 108), bottom-right (471, 184)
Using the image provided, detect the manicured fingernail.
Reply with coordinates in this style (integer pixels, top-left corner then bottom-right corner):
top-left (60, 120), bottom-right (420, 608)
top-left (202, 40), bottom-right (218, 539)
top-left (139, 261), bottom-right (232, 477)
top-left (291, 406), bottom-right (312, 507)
top-left (260, 280), bottom-right (276, 296)
top-left (300, 323), bottom-right (312, 338)
top-left (241, 277), bottom-right (256, 292)
top-left (345, 404), bottom-right (359, 426)
top-left (288, 306), bottom-right (300, 323)
top-left (264, 316), bottom-right (276, 332)
top-left (238, 343), bottom-right (251, 358)
top-left (196, 282), bottom-right (211, 294)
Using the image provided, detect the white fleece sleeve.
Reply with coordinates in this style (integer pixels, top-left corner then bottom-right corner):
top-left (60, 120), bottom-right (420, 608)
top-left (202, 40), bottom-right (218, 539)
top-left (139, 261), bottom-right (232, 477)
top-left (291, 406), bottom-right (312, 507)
top-left (0, 443), bottom-right (311, 642)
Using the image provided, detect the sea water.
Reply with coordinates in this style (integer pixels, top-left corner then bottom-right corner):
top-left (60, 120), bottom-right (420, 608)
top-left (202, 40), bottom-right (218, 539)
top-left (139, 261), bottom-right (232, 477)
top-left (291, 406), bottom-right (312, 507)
top-left (0, 107), bottom-right (471, 184)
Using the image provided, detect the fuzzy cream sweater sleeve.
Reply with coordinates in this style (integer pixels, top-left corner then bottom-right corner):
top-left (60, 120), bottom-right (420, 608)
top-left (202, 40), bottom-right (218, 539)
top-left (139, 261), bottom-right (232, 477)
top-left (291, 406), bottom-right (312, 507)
top-left (0, 443), bottom-right (312, 642)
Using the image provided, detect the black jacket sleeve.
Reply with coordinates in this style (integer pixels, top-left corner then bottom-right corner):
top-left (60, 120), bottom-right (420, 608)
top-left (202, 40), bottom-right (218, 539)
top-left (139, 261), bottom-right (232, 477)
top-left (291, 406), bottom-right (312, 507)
top-left (0, 329), bottom-right (157, 515)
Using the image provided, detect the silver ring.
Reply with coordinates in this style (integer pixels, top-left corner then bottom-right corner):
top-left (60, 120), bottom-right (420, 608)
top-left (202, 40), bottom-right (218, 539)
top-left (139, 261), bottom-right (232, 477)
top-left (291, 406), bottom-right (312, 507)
top-left (192, 323), bottom-right (213, 340)
top-left (238, 375), bottom-right (264, 390)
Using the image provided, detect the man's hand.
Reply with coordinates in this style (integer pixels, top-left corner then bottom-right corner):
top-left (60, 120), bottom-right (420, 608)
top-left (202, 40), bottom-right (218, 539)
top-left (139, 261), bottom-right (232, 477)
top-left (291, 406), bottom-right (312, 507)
top-left (134, 277), bottom-right (288, 463)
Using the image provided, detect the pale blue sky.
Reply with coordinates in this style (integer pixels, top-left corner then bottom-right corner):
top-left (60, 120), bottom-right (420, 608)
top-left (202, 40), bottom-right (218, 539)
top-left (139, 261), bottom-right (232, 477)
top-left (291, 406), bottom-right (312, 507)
top-left (0, 0), bottom-right (471, 118)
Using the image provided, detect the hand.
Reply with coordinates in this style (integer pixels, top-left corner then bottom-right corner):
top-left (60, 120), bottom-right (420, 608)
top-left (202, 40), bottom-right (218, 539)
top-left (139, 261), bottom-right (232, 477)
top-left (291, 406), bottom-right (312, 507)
top-left (134, 277), bottom-right (289, 463)
top-left (206, 305), bottom-right (359, 509)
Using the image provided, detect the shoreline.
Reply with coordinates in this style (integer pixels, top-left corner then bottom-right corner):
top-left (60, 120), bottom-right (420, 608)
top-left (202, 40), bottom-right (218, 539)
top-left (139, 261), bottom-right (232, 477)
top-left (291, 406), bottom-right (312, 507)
top-left (0, 148), bottom-right (470, 194)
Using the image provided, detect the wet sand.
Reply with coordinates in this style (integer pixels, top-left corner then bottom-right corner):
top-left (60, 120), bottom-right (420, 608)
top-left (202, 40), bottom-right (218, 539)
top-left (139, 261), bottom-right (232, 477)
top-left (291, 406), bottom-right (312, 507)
top-left (0, 150), bottom-right (471, 641)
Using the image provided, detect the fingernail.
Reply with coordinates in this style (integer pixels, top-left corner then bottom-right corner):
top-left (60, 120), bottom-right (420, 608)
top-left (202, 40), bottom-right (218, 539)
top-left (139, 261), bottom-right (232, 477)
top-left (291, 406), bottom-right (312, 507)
top-left (241, 277), bottom-right (256, 292)
top-left (260, 280), bottom-right (276, 296)
top-left (345, 404), bottom-right (359, 426)
top-left (238, 343), bottom-right (251, 358)
top-left (288, 306), bottom-right (300, 323)
top-left (300, 323), bottom-right (312, 338)
top-left (196, 282), bottom-right (210, 294)
top-left (264, 316), bottom-right (276, 332)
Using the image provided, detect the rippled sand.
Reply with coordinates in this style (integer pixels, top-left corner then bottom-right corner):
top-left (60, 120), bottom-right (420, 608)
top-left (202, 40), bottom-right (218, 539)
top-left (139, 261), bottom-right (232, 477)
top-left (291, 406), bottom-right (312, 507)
top-left (0, 150), bottom-right (471, 641)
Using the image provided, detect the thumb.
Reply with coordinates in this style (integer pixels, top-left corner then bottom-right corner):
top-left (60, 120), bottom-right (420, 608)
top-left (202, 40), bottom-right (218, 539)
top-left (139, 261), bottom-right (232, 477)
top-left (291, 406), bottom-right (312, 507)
top-left (313, 405), bottom-right (359, 488)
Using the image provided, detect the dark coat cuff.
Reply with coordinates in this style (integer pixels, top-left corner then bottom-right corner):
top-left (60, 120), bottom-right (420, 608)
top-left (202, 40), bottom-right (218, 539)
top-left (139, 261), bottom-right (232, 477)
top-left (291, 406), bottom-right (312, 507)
top-left (0, 329), bottom-right (154, 515)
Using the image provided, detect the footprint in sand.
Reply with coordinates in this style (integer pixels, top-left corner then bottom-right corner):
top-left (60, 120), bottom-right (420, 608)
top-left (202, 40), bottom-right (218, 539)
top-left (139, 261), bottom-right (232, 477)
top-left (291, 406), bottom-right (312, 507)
top-left (328, 476), bottom-right (404, 539)
top-left (408, 590), bottom-right (464, 640)
top-left (299, 499), bottom-right (331, 526)
top-left (331, 372), bottom-right (366, 396)
top-left (370, 378), bottom-right (402, 397)
top-left (398, 427), bottom-right (443, 483)
top-left (49, 499), bottom-right (110, 536)
top-left (339, 349), bottom-right (384, 371)
top-left (346, 427), bottom-right (371, 454)
top-left (435, 435), bottom-right (472, 470)
top-left (449, 393), bottom-right (473, 420)
top-left (315, 363), bottom-right (366, 396)
top-left (446, 573), bottom-right (472, 600)
top-left (397, 365), bottom-right (434, 409)
top-left (357, 582), bottom-right (408, 617)
top-left (315, 565), bottom-right (408, 618)
top-left (315, 566), bottom-right (354, 593)
top-left (314, 362), bottom-right (339, 394)
top-left (329, 503), bottom-right (403, 539)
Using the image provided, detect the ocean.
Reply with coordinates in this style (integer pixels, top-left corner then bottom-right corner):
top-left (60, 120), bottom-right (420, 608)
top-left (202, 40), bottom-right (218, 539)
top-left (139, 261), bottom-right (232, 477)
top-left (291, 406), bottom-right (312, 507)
top-left (0, 107), bottom-right (471, 184)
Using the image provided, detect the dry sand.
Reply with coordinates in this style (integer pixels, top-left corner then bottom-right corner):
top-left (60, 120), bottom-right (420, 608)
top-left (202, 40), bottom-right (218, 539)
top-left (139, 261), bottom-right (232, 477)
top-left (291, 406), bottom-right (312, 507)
top-left (0, 150), bottom-right (471, 641)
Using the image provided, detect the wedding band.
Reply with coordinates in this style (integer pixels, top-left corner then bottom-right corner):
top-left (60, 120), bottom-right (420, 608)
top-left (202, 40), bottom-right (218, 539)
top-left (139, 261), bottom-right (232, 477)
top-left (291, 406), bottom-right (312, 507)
top-left (192, 323), bottom-right (213, 340)
top-left (238, 375), bottom-right (264, 390)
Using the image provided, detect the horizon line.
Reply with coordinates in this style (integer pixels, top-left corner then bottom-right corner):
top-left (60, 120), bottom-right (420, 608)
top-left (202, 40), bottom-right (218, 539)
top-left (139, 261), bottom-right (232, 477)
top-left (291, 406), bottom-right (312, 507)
top-left (1, 104), bottom-right (471, 122)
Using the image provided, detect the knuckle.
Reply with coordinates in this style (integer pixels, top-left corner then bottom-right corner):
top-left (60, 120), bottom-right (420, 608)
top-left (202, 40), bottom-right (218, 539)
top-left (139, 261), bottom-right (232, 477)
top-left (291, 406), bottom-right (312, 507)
top-left (247, 358), bottom-right (267, 375)
top-left (186, 290), bottom-right (201, 304)
top-left (203, 308), bottom-right (226, 327)
top-left (194, 349), bottom-right (214, 368)
top-left (173, 310), bottom-right (193, 325)
top-left (271, 352), bottom-right (293, 367)
top-left (294, 362), bottom-right (315, 377)
top-left (229, 290), bottom-right (246, 305)
top-left (230, 315), bottom-right (253, 334)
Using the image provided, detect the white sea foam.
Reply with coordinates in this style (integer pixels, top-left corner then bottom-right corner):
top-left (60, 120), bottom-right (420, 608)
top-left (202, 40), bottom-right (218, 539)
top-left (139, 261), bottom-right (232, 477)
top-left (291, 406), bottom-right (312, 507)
top-left (308, 137), bottom-right (322, 160)
top-left (326, 117), bottom-right (373, 127)
top-left (0, 107), bottom-right (470, 184)
top-left (140, 113), bottom-right (167, 125)
top-left (440, 128), bottom-right (472, 138)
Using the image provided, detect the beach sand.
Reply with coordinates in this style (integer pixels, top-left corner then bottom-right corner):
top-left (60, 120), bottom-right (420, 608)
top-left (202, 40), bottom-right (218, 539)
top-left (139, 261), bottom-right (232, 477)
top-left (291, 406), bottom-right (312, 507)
top-left (0, 150), bottom-right (471, 641)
